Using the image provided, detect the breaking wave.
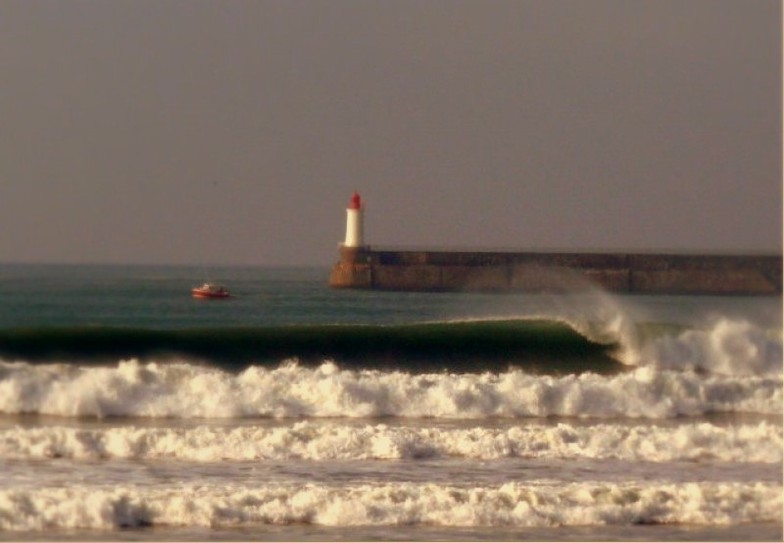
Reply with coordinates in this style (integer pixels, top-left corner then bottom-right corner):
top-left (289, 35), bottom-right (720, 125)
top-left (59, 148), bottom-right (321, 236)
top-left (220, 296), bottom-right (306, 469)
top-left (0, 319), bottom-right (622, 373)
top-left (641, 318), bottom-right (783, 376)
top-left (0, 481), bottom-right (779, 530)
top-left (0, 358), bottom-right (779, 419)
top-left (1, 420), bottom-right (779, 463)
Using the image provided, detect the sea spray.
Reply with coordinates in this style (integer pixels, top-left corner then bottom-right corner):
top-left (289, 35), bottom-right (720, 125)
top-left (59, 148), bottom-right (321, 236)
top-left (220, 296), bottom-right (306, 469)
top-left (501, 286), bottom-right (644, 366)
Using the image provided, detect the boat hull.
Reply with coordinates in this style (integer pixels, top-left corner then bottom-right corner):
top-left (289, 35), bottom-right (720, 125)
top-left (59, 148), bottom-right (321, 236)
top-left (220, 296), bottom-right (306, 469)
top-left (192, 290), bottom-right (230, 299)
top-left (191, 283), bottom-right (231, 299)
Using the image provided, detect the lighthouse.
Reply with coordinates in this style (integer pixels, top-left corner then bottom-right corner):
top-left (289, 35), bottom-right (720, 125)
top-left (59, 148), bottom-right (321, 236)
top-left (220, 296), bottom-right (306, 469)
top-left (329, 191), bottom-right (371, 288)
top-left (343, 191), bottom-right (365, 247)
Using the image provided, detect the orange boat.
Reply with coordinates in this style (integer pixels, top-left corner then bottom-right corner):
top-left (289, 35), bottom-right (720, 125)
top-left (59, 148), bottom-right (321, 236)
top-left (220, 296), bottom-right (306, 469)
top-left (192, 282), bottom-right (231, 299)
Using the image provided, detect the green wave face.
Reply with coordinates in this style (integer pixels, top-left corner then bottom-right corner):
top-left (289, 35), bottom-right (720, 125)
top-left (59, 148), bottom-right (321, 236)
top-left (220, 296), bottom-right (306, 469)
top-left (0, 319), bottom-right (624, 375)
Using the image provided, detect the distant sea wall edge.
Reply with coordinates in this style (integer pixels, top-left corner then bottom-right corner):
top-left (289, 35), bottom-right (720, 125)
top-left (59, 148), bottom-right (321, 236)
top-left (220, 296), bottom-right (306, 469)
top-left (328, 247), bottom-right (782, 295)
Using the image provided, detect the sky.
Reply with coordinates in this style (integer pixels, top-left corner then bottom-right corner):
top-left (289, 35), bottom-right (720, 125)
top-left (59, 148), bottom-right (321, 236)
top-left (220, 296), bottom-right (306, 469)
top-left (0, 0), bottom-right (780, 266)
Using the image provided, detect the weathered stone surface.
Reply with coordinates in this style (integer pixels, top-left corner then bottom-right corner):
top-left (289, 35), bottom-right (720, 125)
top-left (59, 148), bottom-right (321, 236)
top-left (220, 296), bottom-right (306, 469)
top-left (328, 262), bottom-right (372, 288)
top-left (441, 266), bottom-right (510, 290)
top-left (372, 265), bottom-right (442, 290)
top-left (630, 269), bottom-right (779, 295)
top-left (328, 249), bottom-right (782, 295)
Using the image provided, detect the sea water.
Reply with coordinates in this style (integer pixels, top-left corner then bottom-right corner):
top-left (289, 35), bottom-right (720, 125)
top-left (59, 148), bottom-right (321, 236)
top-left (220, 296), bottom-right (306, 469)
top-left (0, 264), bottom-right (780, 541)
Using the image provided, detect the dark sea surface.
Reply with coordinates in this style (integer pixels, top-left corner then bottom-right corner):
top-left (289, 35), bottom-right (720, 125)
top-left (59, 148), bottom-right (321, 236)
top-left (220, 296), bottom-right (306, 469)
top-left (0, 264), bottom-right (781, 541)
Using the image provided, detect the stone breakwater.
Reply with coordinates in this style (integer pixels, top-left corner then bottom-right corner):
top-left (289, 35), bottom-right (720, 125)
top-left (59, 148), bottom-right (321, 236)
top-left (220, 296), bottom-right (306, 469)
top-left (329, 247), bottom-right (782, 295)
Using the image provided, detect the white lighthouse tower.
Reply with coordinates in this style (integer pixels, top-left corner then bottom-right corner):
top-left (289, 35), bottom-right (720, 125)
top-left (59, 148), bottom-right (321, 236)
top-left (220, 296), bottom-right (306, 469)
top-left (343, 191), bottom-right (365, 247)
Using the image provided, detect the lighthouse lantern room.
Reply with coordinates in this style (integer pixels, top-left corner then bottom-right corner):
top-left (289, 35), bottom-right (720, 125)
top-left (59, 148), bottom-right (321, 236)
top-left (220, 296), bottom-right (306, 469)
top-left (343, 191), bottom-right (365, 248)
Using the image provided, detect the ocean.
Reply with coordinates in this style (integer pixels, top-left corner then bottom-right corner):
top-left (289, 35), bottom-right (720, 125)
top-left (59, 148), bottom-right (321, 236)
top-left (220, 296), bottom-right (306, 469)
top-left (0, 264), bottom-right (780, 541)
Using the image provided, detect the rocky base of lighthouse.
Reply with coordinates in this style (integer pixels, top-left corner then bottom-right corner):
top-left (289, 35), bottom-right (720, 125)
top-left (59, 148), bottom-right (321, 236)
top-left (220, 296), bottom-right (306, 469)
top-left (329, 246), bottom-right (373, 288)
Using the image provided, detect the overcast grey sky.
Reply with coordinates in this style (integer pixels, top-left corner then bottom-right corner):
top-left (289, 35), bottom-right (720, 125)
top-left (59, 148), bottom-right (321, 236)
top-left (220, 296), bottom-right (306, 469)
top-left (0, 0), bottom-right (780, 266)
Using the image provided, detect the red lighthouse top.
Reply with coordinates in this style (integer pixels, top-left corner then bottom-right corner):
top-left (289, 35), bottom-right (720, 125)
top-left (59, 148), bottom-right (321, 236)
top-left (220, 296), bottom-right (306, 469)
top-left (348, 191), bottom-right (362, 210)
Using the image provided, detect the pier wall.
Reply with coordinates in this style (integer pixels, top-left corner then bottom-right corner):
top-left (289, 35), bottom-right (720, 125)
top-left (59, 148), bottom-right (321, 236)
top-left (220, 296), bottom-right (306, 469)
top-left (329, 247), bottom-right (782, 295)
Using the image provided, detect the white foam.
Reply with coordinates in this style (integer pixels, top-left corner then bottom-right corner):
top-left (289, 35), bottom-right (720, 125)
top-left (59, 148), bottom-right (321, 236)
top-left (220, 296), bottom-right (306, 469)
top-left (643, 318), bottom-right (783, 376)
top-left (540, 294), bottom-right (782, 376)
top-left (0, 421), bottom-right (779, 463)
top-left (0, 359), bottom-right (779, 419)
top-left (0, 481), bottom-right (778, 530)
